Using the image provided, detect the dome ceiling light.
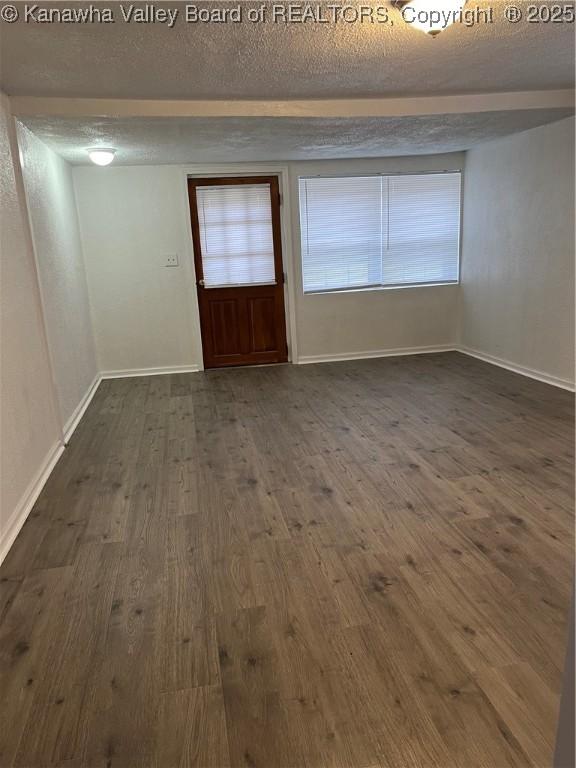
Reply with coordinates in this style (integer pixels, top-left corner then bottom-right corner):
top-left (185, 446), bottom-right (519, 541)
top-left (87, 148), bottom-right (116, 166)
top-left (392, 1), bottom-right (470, 36)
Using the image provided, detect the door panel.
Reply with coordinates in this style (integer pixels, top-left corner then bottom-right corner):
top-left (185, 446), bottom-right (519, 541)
top-left (189, 176), bottom-right (288, 369)
top-left (248, 297), bottom-right (276, 353)
top-left (208, 299), bottom-right (241, 357)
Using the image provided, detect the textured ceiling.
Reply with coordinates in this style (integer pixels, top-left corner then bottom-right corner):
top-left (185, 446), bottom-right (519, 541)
top-left (1, 1), bottom-right (574, 100)
top-left (19, 110), bottom-right (574, 164)
top-left (5, 1), bottom-right (574, 163)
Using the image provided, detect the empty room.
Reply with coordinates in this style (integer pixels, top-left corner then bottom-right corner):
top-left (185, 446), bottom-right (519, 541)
top-left (1, 1), bottom-right (574, 766)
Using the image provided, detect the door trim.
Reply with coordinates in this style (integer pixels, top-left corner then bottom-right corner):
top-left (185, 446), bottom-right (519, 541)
top-left (179, 165), bottom-right (298, 370)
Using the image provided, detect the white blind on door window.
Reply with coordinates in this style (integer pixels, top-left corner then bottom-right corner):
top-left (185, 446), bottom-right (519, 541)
top-left (196, 184), bottom-right (276, 287)
top-left (299, 172), bottom-right (460, 293)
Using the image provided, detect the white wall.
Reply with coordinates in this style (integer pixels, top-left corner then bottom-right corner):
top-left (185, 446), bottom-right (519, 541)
top-left (73, 152), bottom-right (463, 370)
top-left (460, 117), bottom-right (575, 387)
top-left (73, 165), bottom-right (202, 374)
top-left (0, 94), bottom-right (62, 559)
top-left (18, 124), bottom-right (98, 430)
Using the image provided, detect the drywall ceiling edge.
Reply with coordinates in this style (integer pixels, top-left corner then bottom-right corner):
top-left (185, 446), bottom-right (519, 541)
top-left (9, 90), bottom-right (575, 119)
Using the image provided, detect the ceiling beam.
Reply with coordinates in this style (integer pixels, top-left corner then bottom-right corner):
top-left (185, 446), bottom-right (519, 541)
top-left (9, 90), bottom-right (575, 119)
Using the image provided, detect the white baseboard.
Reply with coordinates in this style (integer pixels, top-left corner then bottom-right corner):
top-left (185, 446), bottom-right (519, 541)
top-left (63, 374), bottom-right (102, 444)
top-left (296, 344), bottom-right (456, 365)
top-left (0, 440), bottom-right (65, 566)
top-left (456, 346), bottom-right (575, 392)
top-left (101, 364), bottom-right (200, 379)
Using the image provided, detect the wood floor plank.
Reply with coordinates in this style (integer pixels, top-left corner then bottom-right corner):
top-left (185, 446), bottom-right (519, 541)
top-left (12, 544), bottom-right (122, 768)
top-left (162, 515), bottom-right (220, 691)
top-left (0, 353), bottom-right (573, 767)
top-left (0, 566), bottom-right (73, 767)
top-left (474, 662), bottom-right (559, 768)
top-left (155, 685), bottom-right (231, 767)
top-left (216, 604), bottom-right (306, 768)
top-left (0, 576), bottom-right (22, 624)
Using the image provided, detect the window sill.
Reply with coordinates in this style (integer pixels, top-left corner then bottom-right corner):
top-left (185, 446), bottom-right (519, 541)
top-left (303, 281), bottom-right (459, 296)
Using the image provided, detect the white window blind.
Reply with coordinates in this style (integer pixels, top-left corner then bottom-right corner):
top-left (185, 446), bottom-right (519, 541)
top-left (300, 176), bottom-right (383, 293)
top-left (196, 183), bottom-right (276, 287)
top-left (299, 172), bottom-right (461, 293)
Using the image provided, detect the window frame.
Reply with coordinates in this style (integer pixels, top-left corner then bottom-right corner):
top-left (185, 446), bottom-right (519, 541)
top-left (298, 170), bottom-right (462, 296)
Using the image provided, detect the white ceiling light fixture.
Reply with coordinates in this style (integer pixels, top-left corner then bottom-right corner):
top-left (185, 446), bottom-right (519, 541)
top-left (87, 148), bottom-right (116, 166)
top-left (393, 0), bottom-right (468, 36)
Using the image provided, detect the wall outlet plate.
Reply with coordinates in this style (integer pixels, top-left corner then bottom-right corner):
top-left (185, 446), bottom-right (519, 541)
top-left (164, 254), bottom-right (179, 267)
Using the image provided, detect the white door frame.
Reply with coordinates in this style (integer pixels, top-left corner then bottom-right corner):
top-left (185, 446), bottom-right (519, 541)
top-left (179, 164), bottom-right (298, 370)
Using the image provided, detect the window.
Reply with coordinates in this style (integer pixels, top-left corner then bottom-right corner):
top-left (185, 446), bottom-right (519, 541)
top-left (196, 183), bottom-right (276, 287)
top-left (299, 172), bottom-right (461, 293)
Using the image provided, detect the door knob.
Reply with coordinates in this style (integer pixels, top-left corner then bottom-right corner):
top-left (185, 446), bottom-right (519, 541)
top-left (198, 279), bottom-right (205, 286)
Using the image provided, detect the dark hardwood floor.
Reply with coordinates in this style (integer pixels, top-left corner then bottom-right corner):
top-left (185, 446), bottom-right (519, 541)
top-left (0, 352), bottom-right (573, 768)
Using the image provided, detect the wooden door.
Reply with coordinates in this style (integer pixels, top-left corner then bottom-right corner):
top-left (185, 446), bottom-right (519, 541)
top-left (188, 176), bottom-right (288, 369)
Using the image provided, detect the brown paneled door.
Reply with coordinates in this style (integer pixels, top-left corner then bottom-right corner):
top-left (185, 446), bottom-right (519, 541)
top-left (188, 176), bottom-right (288, 369)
